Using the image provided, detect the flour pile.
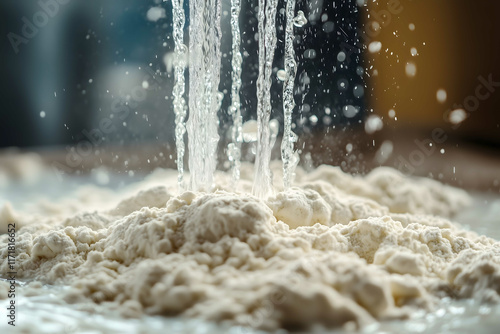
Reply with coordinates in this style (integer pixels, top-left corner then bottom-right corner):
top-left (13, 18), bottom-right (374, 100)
top-left (2, 164), bottom-right (500, 331)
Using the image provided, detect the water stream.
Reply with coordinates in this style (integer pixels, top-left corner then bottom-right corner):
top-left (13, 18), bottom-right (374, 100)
top-left (227, 0), bottom-right (243, 184)
top-left (281, 0), bottom-right (299, 190)
top-left (171, 0), bottom-right (187, 190)
top-left (186, 0), bottom-right (223, 191)
top-left (252, 0), bottom-right (279, 198)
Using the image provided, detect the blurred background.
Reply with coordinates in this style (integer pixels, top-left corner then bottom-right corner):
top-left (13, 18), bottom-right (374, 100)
top-left (0, 0), bottom-right (499, 191)
top-left (0, 0), bottom-right (362, 146)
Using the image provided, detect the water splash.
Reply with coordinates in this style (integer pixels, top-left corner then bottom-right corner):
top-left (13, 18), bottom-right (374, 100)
top-left (281, 0), bottom-right (300, 190)
top-left (253, 0), bottom-right (279, 199)
top-left (187, 0), bottom-right (223, 191)
top-left (227, 0), bottom-right (243, 184)
top-left (171, 0), bottom-right (187, 191)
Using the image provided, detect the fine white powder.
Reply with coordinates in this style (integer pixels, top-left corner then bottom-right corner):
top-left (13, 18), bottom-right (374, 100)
top-left (2, 164), bottom-right (499, 331)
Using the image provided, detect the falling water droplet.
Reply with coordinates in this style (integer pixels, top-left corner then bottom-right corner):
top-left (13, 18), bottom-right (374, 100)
top-left (277, 69), bottom-right (286, 81)
top-left (449, 109), bottom-right (467, 125)
top-left (368, 41), bottom-right (382, 53)
top-left (293, 10), bottom-right (307, 27)
top-left (436, 89), bottom-right (447, 103)
top-left (365, 115), bottom-right (384, 134)
top-left (405, 62), bottom-right (417, 77)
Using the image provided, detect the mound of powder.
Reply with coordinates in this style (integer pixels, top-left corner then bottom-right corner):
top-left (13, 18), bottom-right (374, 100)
top-left (1, 165), bottom-right (498, 331)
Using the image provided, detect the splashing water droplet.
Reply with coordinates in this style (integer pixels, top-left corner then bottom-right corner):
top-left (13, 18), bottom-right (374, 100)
top-left (146, 7), bottom-right (166, 22)
top-left (374, 140), bottom-right (394, 164)
top-left (365, 115), bottom-right (384, 134)
top-left (368, 41), bottom-right (382, 53)
top-left (277, 69), bottom-right (286, 81)
top-left (449, 109), bottom-right (467, 125)
top-left (343, 105), bottom-right (360, 118)
top-left (293, 10), bottom-right (307, 27)
top-left (405, 62), bottom-right (417, 77)
top-left (436, 89), bottom-right (447, 103)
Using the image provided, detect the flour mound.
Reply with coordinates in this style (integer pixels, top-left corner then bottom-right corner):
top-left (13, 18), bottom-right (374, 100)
top-left (1, 165), bottom-right (498, 331)
top-left (304, 166), bottom-right (471, 217)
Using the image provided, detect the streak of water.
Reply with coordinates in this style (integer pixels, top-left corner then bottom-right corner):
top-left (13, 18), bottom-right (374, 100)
top-left (187, 0), bottom-right (223, 191)
top-left (253, 0), bottom-right (278, 198)
top-left (171, 0), bottom-right (187, 191)
top-left (281, 0), bottom-right (299, 190)
top-left (227, 0), bottom-right (243, 184)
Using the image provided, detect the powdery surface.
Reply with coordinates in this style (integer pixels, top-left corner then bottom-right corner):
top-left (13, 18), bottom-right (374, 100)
top-left (2, 164), bottom-right (499, 331)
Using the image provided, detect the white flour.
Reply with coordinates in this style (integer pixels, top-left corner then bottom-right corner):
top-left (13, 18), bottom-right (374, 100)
top-left (2, 164), bottom-right (499, 331)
